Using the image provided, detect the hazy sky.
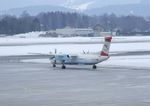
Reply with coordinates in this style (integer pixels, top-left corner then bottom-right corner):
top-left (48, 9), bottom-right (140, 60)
top-left (0, 0), bottom-right (141, 10)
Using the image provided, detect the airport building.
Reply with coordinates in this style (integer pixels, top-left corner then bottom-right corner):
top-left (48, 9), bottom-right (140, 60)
top-left (41, 26), bottom-right (117, 37)
top-left (56, 27), bottom-right (94, 37)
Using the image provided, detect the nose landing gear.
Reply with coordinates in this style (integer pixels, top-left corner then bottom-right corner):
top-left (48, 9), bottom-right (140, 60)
top-left (61, 60), bottom-right (66, 69)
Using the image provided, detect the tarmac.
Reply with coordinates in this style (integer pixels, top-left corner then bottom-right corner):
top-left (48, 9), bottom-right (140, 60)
top-left (0, 54), bottom-right (150, 106)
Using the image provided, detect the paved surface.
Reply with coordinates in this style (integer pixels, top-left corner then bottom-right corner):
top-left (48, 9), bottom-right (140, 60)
top-left (0, 56), bottom-right (150, 106)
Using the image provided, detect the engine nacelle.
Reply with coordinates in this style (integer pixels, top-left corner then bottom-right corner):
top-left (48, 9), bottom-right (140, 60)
top-left (55, 54), bottom-right (71, 61)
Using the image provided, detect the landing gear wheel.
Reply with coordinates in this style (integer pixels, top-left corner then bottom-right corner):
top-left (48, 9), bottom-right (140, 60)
top-left (62, 65), bottom-right (66, 69)
top-left (93, 65), bottom-right (97, 69)
top-left (53, 64), bottom-right (56, 67)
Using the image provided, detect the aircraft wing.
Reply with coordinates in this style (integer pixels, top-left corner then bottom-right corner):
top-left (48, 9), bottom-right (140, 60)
top-left (28, 52), bottom-right (78, 60)
top-left (28, 52), bottom-right (55, 58)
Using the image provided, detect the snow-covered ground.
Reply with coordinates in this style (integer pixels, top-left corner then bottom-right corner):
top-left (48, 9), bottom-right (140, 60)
top-left (0, 36), bottom-right (150, 56)
top-left (1, 36), bottom-right (150, 46)
top-left (12, 31), bottom-right (46, 38)
top-left (0, 36), bottom-right (150, 68)
top-left (0, 42), bottom-right (150, 56)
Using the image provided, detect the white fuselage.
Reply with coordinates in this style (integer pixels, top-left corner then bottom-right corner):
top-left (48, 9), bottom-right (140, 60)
top-left (51, 53), bottom-right (109, 65)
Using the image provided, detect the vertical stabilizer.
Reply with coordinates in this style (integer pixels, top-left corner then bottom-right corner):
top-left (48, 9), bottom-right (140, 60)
top-left (100, 36), bottom-right (112, 56)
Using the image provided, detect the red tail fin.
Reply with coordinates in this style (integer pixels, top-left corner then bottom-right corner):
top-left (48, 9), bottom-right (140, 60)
top-left (100, 36), bottom-right (112, 56)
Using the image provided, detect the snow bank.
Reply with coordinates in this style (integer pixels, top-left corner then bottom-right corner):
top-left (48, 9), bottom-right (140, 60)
top-left (12, 31), bottom-right (46, 38)
top-left (1, 36), bottom-right (150, 46)
top-left (0, 42), bottom-right (150, 56)
top-left (0, 36), bottom-right (150, 56)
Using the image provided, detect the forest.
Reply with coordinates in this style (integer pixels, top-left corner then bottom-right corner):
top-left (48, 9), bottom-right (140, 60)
top-left (0, 11), bottom-right (150, 35)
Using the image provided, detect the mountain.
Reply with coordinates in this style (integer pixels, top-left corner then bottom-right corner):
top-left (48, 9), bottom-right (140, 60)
top-left (0, 5), bottom-right (74, 16)
top-left (0, 0), bottom-right (150, 17)
top-left (84, 3), bottom-right (150, 16)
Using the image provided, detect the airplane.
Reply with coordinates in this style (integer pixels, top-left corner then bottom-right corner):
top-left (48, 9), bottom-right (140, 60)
top-left (50, 36), bottom-right (112, 69)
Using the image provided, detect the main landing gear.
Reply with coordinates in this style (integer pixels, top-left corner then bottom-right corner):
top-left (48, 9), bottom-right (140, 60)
top-left (92, 65), bottom-right (97, 69)
top-left (62, 65), bottom-right (66, 69)
top-left (53, 64), bottom-right (66, 69)
top-left (52, 64), bottom-right (66, 69)
top-left (53, 64), bottom-right (56, 67)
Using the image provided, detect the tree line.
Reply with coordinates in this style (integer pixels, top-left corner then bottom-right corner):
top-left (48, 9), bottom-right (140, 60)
top-left (0, 11), bottom-right (150, 35)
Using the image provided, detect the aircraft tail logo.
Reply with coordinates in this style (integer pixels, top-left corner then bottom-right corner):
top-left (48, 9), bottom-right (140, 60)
top-left (100, 36), bottom-right (112, 56)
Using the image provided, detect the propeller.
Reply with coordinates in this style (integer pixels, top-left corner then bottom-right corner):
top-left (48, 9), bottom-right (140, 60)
top-left (83, 50), bottom-right (90, 54)
top-left (50, 49), bottom-right (57, 59)
top-left (83, 50), bottom-right (86, 54)
top-left (53, 49), bottom-right (57, 65)
top-left (55, 49), bottom-right (57, 54)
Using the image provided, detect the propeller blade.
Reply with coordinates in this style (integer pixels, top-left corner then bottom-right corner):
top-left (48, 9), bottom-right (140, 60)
top-left (55, 49), bottom-right (57, 54)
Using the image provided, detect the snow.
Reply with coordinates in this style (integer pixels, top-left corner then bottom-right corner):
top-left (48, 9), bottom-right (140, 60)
top-left (0, 37), bottom-right (97, 45)
top-left (111, 42), bottom-right (150, 52)
top-left (1, 36), bottom-right (150, 46)
top-left (101, 55), bottom-right (150, 68)
top-left (0, 42), bottom-right (150, 56)
top-left (11, 31), bottom-right (46, 38)
top-left (63, 0), bottom-right (94, 11)
top-left (1, 36), bottom-right (150, 68)
top-left (74, 1), bottom-right (94, 11)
